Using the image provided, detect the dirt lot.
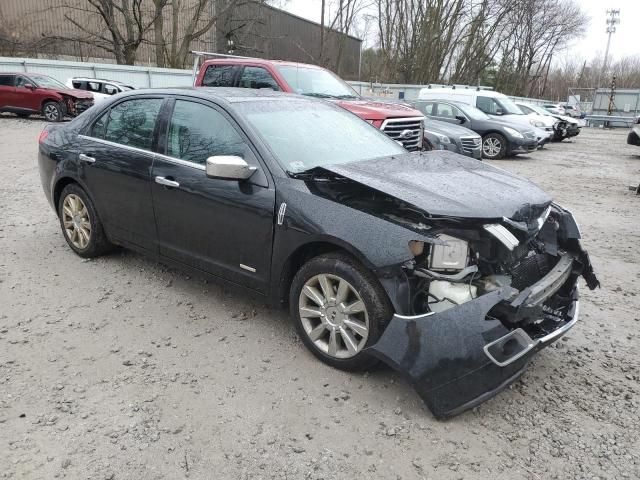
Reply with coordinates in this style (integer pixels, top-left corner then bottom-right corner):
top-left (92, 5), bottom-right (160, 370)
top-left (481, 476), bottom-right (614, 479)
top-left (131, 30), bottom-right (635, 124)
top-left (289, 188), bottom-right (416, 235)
top-left (1, 115), bottom-right (639, 480)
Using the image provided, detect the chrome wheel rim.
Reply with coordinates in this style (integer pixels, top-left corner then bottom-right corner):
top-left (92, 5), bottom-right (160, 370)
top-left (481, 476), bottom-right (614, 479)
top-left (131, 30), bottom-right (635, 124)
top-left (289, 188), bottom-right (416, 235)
top-left (483, 137), bottom-right (501, 157)
top-left (44, 104), bottom-right (58, 121)
top-left (298, 274), bottom-right (369, 359)
top-left (62, 194), bottom-right (91, 250)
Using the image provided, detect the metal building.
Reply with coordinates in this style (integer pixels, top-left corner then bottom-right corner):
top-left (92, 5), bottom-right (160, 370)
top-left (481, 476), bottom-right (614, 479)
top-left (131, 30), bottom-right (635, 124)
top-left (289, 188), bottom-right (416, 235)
top-left (0, 0), bottom-right (362, 79)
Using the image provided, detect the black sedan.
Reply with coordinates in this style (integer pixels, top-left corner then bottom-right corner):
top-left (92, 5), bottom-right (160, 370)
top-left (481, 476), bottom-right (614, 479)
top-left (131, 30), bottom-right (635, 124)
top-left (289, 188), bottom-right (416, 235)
top-left (38, 88), bottom-right (599, 418)
top-left (423, 118), bottom-right (482, 159)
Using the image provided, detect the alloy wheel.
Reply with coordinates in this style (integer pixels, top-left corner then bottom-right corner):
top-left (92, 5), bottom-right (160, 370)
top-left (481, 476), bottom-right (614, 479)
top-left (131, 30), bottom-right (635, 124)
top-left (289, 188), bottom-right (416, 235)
top-left (483, 137), bottom-right (501, 157)
top-left (298, 274), bottom-right (369, 359)
top-left (44, 104), bottom-right (59, 121)
top-left (62, 194), bottom-right (91, 250)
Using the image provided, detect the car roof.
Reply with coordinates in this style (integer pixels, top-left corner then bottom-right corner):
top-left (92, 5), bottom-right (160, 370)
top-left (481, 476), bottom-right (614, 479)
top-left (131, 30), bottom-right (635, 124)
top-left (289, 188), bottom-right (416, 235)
top-left (117, 87), bottom-right (318, 105)
top-left (71, 77), bottom-right (128, 85)
top-left (202, 58), bottom-right (325, 70)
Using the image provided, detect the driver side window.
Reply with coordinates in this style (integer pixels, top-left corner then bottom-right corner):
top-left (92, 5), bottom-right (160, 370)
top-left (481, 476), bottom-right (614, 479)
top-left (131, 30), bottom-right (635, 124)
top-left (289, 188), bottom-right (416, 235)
top-left (166, 100), bottom-right (250, 165)
top-left (15, 76), bottom-right (30, 88)
top-left (476, 96), bottom-right (501, 114)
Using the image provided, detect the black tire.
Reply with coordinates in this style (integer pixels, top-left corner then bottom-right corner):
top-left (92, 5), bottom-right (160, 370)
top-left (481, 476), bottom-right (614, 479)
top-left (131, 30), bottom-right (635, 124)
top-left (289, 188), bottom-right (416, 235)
top-left (482, 133), bottom-right (507, 159)
top-left (289, 252), bottom-right (393, 371)
top-left (57, 183), bottom-right (112, 258)
top-left (42, 101), bottom-right (63, 122)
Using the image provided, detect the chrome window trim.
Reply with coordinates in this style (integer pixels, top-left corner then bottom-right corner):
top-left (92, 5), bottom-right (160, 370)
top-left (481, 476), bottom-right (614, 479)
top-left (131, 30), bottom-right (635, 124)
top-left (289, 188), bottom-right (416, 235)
top-left (78, 135), bottom-right (154, 157)
top-left (78, 135), bottom-right (207, 171)
top-left (154, 153), bottom-right (206, 171)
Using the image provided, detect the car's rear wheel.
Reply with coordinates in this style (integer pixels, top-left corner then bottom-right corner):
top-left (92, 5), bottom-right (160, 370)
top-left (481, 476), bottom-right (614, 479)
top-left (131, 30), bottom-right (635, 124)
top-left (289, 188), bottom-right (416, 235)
top-left (58, 184), bottom-right (112, 258)
top-left (289, 253), bottom-right (392, 371)
top-left (43, 101), bottom-right (63, 122)
top-left (482, 133), bottom-right (507, 159)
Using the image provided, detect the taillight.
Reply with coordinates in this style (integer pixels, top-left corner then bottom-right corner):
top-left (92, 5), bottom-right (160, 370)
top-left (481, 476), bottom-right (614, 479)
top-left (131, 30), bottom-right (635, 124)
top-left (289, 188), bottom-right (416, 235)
top-left (38, 128), bottom-right (49, 143)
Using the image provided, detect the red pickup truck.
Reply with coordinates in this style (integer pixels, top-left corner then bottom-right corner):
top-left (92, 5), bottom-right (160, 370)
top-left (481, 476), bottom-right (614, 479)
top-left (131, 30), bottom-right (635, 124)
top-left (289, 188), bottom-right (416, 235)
top-left (194, 58), bottom-right (424, 150)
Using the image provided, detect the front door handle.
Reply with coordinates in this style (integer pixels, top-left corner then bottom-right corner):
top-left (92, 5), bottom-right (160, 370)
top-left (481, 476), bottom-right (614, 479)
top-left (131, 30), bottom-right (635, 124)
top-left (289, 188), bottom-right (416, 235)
top-left (79, 153), bottom-right (96, 163)
top-left (155, 176), bottom-right (180, 188)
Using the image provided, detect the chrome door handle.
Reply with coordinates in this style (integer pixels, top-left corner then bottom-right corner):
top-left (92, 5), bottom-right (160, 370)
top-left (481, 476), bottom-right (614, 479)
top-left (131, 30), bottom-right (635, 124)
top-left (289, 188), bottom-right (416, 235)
top-left (155, 176), bottom-right (180, 188)
top-left (79, 153), bottom-right (96, 163)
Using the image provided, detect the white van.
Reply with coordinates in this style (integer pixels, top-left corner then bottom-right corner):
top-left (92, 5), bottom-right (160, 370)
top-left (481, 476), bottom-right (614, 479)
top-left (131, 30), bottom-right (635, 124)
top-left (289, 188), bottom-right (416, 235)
top-left (418, 86), bottom-right (555, 143)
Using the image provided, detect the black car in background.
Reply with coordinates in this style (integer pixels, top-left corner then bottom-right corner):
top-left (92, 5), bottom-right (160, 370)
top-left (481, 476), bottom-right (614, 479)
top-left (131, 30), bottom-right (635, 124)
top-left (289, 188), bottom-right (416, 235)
top-left (423, 118), bottom-right (482, 159)
top-left (628, 116), bottom-right (640, 147)
top-left (412, 99), bottom-right (538, 159)
top-left (38, 88), bottom-right (598, 418)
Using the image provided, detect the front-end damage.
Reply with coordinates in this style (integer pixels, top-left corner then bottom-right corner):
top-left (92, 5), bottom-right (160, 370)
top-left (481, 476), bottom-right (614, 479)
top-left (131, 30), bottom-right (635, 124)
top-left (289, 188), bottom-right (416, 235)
top-left (285, 153), bottom-right (599, 417)
top-left (364, 202), bottom-right (598, 418)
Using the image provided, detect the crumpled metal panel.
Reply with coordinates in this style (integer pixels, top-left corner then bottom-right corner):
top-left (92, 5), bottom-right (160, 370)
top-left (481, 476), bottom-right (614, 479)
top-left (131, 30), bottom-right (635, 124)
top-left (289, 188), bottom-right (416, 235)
top-left (366, 287), bottom-right (532, 418)
top-left (321, 151), bottom-right (552, 219)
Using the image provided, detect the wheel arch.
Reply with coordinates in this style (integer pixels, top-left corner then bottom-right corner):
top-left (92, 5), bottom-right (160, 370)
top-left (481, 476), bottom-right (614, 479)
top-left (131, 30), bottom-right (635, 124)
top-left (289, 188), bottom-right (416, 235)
top-left (41, 94), bottom-right (64, 110)
top-left (275, 240), bottom-right (374, 308)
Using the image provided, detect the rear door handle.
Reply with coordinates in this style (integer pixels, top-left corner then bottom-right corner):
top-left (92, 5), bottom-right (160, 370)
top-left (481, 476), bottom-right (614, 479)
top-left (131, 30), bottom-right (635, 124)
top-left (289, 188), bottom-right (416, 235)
top-left (155, 176), bottom-right (180, 188)
top-left (79, 153), bottom-right (96, 163)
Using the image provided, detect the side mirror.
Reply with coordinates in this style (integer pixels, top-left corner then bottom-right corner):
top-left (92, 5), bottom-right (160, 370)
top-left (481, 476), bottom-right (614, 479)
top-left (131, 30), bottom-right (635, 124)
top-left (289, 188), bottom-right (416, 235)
top-left (206, 155), bottom-right (257, 181)
top-left (455, 115), bottom-right (466, 124)
top-left (496, 108), bottom-right (504, 115)
top-left (24, 83), bottom-right (35, 90)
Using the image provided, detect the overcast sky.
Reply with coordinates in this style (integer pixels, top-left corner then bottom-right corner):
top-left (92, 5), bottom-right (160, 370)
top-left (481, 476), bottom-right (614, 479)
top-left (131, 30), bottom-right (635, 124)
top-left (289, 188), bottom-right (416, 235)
top-left (282, 0), bottom-right (639, 64)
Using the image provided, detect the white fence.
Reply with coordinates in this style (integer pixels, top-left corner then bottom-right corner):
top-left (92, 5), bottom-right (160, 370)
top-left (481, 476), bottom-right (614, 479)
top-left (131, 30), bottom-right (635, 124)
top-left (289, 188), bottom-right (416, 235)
top-left (0, 56), bottom-right (550, 105)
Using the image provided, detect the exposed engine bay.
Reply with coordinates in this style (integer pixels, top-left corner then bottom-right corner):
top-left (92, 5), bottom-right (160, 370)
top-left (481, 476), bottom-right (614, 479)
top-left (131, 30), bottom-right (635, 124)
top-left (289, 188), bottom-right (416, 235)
top-left (305, 171), bottom-right (599, 340)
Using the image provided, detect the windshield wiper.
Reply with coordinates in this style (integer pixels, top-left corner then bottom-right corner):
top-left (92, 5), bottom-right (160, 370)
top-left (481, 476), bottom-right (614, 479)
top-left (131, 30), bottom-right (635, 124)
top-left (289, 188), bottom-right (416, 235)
top-left (334, 94), bottom-right (359, 99)
top-left (302, 92), bottom-right (336, 99)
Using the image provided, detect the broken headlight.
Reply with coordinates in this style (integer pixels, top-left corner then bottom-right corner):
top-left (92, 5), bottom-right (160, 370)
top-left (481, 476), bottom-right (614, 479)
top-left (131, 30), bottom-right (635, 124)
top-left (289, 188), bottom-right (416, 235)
top-left (429, 234), bottom-right (469, 271)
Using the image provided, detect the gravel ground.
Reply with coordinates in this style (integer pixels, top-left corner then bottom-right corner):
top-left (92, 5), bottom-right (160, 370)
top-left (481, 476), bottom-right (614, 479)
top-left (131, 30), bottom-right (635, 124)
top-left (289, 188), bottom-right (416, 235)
top-left (1, 115), bottom-right (639, 480)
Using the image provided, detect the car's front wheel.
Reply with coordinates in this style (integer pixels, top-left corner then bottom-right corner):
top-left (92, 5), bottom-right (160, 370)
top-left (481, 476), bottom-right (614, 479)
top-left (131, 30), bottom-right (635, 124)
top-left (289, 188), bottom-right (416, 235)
top-left (43, 101), bottom-right (63, 122)
top-left (58, 184), bottom-right (112, 258)
top-left (290, 253), bottom-right (392, 371)
top-left (482, 133), bottom-right (507, 159)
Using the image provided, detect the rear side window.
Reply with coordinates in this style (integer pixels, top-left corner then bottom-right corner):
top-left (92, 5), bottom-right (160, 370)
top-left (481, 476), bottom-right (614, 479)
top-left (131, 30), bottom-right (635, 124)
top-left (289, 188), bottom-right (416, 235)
top-left (0, 75), bottom-right (15, 86)
top-left (91, 98), bottom-right (163, 151)
top-left (166, 100), bottom-right (248, 165)
top-left (201, 65), bottom-right (238, 87)
top-left (239, 66), bottom-right (280, 90)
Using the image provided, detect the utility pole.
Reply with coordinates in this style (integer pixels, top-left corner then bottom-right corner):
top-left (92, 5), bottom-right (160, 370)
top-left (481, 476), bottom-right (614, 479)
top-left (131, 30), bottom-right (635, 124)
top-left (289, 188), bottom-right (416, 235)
top-left (596, 9), bottom-right (620, 88)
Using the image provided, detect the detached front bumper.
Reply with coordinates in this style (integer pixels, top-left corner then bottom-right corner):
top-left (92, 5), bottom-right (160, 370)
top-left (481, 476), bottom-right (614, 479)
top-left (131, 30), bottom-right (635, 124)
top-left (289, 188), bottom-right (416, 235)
top-left (367, 253), bottom-right (580, 419)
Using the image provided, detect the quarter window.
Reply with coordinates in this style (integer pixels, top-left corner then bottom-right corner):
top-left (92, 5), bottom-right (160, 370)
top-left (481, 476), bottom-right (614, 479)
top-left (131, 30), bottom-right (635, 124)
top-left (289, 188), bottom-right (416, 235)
top-left (239, 67), bottom-right (280, 90)
top-left (201, 65), bottom-right (238, 87)
top-left (104, 84), bottom-right (118, 95)
top-left (166, 100), bottom-right (248, 165)
top-left (92, 98), bottom-right (163, 150)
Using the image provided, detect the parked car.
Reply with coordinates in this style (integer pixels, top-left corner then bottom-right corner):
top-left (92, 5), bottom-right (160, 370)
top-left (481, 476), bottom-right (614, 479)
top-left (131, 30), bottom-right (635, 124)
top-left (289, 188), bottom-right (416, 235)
top-left (542, 103), bottom-right (566, 116)
top-left (422, 118), bottom-right (482, 159)
top-left (0, 72), bottom-right (94, 121)
top-left (65, 77), bottom-right (134, 103)
top-left (194, 57), bottom-right (424, 150)
top-left (628, 116), bottom-right (640, 146)
top-left (515, 102), bottom-right (580, 141)
top-left (412, 99), bottom-right (538, 159)
top-left (417, 86), bottom-right (555, 145)
top-left (38, 88), bottom-right (600, 418)
top-left (561, 104), bottom-right (582, 118)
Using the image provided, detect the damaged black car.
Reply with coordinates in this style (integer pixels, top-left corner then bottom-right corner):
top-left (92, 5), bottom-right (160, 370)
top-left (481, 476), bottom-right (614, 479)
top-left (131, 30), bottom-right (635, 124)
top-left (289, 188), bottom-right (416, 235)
top-left (38, 88), bottom-right (599, 418)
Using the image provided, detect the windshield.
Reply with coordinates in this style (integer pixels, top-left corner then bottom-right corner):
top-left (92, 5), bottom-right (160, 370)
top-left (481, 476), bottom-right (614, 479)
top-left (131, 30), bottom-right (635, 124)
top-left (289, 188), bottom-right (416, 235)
top-left (237, 99), bottom-right (406, 174)
top-left (276, 65), bottom-right (359, 99)
top-left (31, 75), bottom-right (67, 89)
top-left (455, 103), bottom-right (491, 120)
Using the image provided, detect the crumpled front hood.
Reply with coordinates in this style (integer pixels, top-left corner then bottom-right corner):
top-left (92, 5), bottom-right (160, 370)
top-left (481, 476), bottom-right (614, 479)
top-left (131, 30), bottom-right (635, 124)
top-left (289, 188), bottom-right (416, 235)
top-left (48, 88), bottom-right (94, 100)
top-left (320, 151), bottom-right (552, 219)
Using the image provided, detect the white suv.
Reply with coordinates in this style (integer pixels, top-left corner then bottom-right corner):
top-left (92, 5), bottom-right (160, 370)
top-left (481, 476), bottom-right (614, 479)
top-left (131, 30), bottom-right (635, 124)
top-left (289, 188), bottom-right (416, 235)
top-left (65, 78), bottom-right (134, 103)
